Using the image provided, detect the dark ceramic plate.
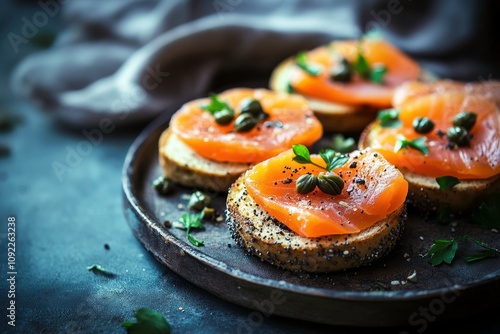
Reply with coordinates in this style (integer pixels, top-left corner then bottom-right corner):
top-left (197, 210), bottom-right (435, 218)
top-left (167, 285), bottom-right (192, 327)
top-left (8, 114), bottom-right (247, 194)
top-left (122, 105), bottom-right (500, 327)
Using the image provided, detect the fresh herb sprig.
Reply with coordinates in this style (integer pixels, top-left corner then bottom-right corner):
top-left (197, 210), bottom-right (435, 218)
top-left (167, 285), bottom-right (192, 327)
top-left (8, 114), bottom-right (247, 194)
top-left (201, 94), bottom-right (234, 125)
top-left (292, 144), bottom-right (348, 172)
top-left (428, 235), bottom-right (499, 266)
top-left (296, 52), bottom-right (323, 76)
top-left (435, 176), bottom-right (460, 191)
top-left (177, 212), bottom-right (205, 247)
top-left (394, 135), bottom-right (429, 155)
top-left (353, 50), bottom-right (387, 84)
top-left (121, 308), bottom-right (171, 334)
top-left (377, 108), bottom-right (401, 128)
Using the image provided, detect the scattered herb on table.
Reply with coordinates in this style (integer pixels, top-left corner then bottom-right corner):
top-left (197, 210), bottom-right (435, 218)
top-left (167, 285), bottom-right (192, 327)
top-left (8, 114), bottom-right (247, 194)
top-left (472, 192), bottom-right (500, 229)
top-left (394, 135), bottom-right (429, 155)
top-left (427, 235), bottom-right (499, 266)
top-left (121, 307), bottom-right (171, 334)
top-left (177, 212), bottom-right (205, 247)
top-left (435, 176), bottom-right (460, 191)
top-left (435, 205), bottom-right (453, 225)
top-left (86, 264), bottom-right (116, 278)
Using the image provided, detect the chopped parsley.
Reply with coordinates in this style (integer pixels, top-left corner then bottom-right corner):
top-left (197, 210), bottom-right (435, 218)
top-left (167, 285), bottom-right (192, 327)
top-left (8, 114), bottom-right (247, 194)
top-left (353, 49), bottom-right (387, 84)
top-left (428, 235), bottom-right (499, 266)
top-left (435, 176), bottom-right (460, 191)
top-left (292, 144), bottom-right (348, 172)
top-left (121, 308), bottom-right (171, 334)
top-left (377, 108), bottom-right (401, 128)
top-left (296, 52), bottom-right (323, 76)
top-left (394, 135), bottom-right (429, 155)
top-left (201, 94), bottom-right (233, 115)
top-left (178, 212), bottom-right (205, 247)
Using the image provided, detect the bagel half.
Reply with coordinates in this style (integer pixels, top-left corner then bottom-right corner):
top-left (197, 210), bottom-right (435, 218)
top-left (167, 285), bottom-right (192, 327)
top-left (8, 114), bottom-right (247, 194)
top-left (359, 123), bottom-right (500, 213)
top-left (158, 128), bottom-right (252, 192)
top-left (269, 57), bottom-right (437, 133)
top-left (226, 175), bottom-right (406, 273)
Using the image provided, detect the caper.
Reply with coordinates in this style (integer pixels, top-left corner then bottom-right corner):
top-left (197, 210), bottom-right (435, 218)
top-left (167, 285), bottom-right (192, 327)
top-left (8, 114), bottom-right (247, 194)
top-left (214, 109), bottom-right (234, 125)
top-left (330, 62), bottom-right (352, 83)
top-left (317, 172), bottom-right (344, 195)
top-left (240, 98), bottom-right (263, 116)
top-left (234, 113), bottom-right (258, 132)
top-left (412, 117), bottom-right (435, 134)
top-left (446, 126), bottom-right (470, 147)
top-left (452, 111), bottom-right (477, 131)
top-left (153, 176), bottom-right (174, 195)
top-left (295, 173), bottom-right (317, 194)
top-left (188, 191), bottom-right (211, 211)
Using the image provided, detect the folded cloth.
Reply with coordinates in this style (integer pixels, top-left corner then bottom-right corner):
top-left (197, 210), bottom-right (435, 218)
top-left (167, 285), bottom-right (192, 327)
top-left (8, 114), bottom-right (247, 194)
top-left (10, 0), bottom-right (500, 128)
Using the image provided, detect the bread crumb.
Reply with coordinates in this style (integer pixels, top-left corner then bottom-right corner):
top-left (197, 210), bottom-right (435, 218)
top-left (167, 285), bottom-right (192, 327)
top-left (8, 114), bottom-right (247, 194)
top-left (492, 229), bottom-right (498, 233)
top-left (390, 280), bottom-right (400, 285)
top-left (343, 250), bottom-right (349, 255)
top-left (177, 203), bottom-right (184, 210)
top-left (407, 270), bottom-right (417, 282)
top-left (419, 236), bottom-right (424, 241)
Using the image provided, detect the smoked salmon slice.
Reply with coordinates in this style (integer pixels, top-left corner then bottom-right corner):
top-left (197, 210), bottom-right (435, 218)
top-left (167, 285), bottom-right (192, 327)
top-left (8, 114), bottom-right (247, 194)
top-left (244, 148), bottom-right (408, 237)
top-left (170, 88), bottom-right (323, 163)
top-left (366, 92), bottom-right (500, 179)
top-left (290, 38), bottom-right (421, 108)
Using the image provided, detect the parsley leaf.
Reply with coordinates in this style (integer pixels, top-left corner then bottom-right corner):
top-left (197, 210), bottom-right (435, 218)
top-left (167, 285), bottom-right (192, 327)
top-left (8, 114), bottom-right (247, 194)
top-left (121, 308), bottom-right (171, 334)
top-left (319, 149), bottom-right (348, 172)
top-left (292, 144), bottom-right (311, 164)
top-left (377, 108), bottom-right (401, 128)
top-left (472, 192), bottom-right (500, 229)
top-left (353, 52), bottom-right (370, 78)
top-left (331, 134), bottom-right (356, 153)
top-left (201, 94), bottom-right (234, 115)
top-left (394, 135), bottom-right (429, 155)
top-left (370, 64), bottom-right (387, 85)
top-left (436, 176), bottom-right (460, 190)
top-left (428, 239), bottom-right (458, 266)
top-left (178, 212), bottom-right (205, 247)
top-left (296, 52), bottom-right (323, 76)
top-left (292, 144), bottom-right (348, 171)
top-left (86, 264), bottom-right (116, 278)
top-left (428, 235), bottom-right (499, 266)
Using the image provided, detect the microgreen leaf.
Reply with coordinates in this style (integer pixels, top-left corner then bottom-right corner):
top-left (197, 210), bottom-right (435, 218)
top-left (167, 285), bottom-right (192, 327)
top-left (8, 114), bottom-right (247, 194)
top-left (296, 52), bottom-right (323, 76)
top-left (472, 192), bottom-right (500, 229)
top-left (428, 239), bottom-right (458, 266)
top-left (292, 144), bottom-right (311, 164)
top-left (201, 94), bottom-right (234, 115)
top-left (370, 64), bottom-right (387, 84)
top-left (86, 264), bottom-right (116, 278)
top-left (121, 307), bottom-right (171, 334)
top-left (354, 52), bottom-right (370, 78)
top-left (331, 134), bottom-right (356, 153)
top-left (428, 235), bottom-right (499, 266)
top-left (436, 176), bottom-right (460, 191)
top-left (178, 212), bottom-right (205, 247)
top-left (394, 135), bottom-right (429, 155)
top-left (377, 108), bottom-right (401, 128)
top-left (319, 149), bottom-right (348, 172)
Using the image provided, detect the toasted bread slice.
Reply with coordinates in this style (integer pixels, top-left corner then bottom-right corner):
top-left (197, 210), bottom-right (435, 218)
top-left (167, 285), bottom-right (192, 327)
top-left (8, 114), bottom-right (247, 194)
top-left (158, 128), bottom-right (252, 192)
top-left (359, 123), bottom-right (500, 213)
top-left (226, 176), bottom-right (406, 272)
top-left (269, 57), bottom-right (436, 133)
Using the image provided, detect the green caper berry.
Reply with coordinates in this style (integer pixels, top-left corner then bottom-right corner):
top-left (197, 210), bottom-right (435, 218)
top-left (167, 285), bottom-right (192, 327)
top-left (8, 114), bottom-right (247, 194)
top-left (153, 176), bottom-right (174, 195)
top-left (295, 173), bottom-right (317, 194)
top-left (330, 57), bottom-right (352, 83)
top-left (240, 98), bottom-right (263, 116)
top-left (452, 111), bottom-right (477, 131)
top-left (412, 117), bottom-right (435, 134)
top-left (234, 113), bottom-right (258, 132)
top-left (317, 172), bottom-right (344, 195)
top-left (214, 109), bottom-right (234, 125)
top-left (447, 126), bottom-right (470, 147)
top-left (188, 191), bottom-right (211, 211)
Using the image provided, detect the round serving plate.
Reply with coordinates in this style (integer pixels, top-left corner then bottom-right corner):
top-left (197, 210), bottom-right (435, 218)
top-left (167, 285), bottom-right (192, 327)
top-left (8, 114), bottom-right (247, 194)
top-left (122, 103), bottom-right (500, 327)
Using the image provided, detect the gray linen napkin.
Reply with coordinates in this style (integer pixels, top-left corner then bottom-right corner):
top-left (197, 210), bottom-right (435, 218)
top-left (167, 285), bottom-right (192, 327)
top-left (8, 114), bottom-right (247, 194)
top-left (10, 0), bottom-right (500, 127)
